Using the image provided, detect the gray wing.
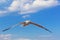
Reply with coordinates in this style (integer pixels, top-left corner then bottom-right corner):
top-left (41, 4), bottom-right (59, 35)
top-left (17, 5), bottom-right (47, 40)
top-left (2, 23), bottom-right (20, 32)
top-left (30, 22), bottom-right (52, 33)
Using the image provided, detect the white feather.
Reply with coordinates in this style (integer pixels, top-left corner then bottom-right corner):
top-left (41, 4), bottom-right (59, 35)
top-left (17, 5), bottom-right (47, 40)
top-left (25, 20), bottom-right (30, 23)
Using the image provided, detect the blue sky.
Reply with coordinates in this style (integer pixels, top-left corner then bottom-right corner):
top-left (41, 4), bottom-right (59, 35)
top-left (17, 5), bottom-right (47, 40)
top-left (0, 0), bottom-right (60, 40)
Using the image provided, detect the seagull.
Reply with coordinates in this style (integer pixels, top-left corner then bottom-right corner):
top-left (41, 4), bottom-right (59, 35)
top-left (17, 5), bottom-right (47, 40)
top-left (2, 20), bottom-right (52, 33)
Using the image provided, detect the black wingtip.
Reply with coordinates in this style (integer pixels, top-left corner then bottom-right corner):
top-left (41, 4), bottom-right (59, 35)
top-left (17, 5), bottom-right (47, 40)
top-left (2, 30), bottom-right (7, 32)
top-left (2, 28), bottom-right (9, 32)
top-left (48, 30), bottom-right (52, 33)
top-left (44, 28), bottom-right (52, 33)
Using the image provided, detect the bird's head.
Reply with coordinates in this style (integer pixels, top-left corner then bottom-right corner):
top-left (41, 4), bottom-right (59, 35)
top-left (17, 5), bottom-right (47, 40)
top-left (25, 20), bottom-right (31, 23)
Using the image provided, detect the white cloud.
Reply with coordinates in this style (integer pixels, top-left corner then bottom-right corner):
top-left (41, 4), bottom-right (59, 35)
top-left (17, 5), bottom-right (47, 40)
top-left (0, 11), bottom-right (7, 14)
top-left (0, 0), bottom-right (60, 17)
top-left (17, 38), bottom-right (31, 40)
top-left (0, 10), bottom-right (8, 17)
top-left (22, 15), bottom-right (30, 18)
top-left (0, 0), bottom-right (7, 3)
top-left (13, 35), bottom-right (60, 40)
top-left (8, 0), bottom-right (60, 14)
top-left (0, 34), bottom-right (11, 40)
top-left (0, 34), bottom-right (60, 40)
top-left (8, 0), bottom-right (20, 12)
top-left (20, 0), bottom-right (59, 14)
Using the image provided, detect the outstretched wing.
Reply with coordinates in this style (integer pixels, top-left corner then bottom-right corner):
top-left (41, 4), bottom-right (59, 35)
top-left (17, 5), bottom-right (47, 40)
top-left (2, 27), bottom-right (12, 32)
top-left (30, 22), bottom-right (52, 33)
top-left (2, 23), bottom-right (20, 32)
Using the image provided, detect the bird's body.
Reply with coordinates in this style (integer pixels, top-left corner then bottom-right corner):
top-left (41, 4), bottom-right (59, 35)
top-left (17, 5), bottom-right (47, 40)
top-left (2, 20), bottom-right (52, 33)
top-left (21, 20), bottom-right (31, 26)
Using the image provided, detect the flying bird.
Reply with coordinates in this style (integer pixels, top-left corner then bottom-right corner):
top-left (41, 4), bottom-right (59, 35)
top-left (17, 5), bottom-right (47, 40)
top-left (2, 20), bottom-right (52, 33)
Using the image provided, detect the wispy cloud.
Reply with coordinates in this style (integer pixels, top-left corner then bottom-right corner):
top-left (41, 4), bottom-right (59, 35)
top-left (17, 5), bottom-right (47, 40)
top-left (0, 10), bottom-right (8, 17)
top-left (0, 0), bottom-right (7, 3)
top-left (22, 15), bottom-right (30, 18)
top-left (0, 34), bottom-right (60, 40)
top-left (8, 0), bottom-right (20, 12)
top-left (16, 38), bottom-right (31, 40)
top-left (20, 0), bottom-right (59, 14)
top-left (0, 0), bottom-right (60, 17)
top-left (0, 34), bottom-right (11, 40)
top-left (15, 35), bottom-right (60, 40)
